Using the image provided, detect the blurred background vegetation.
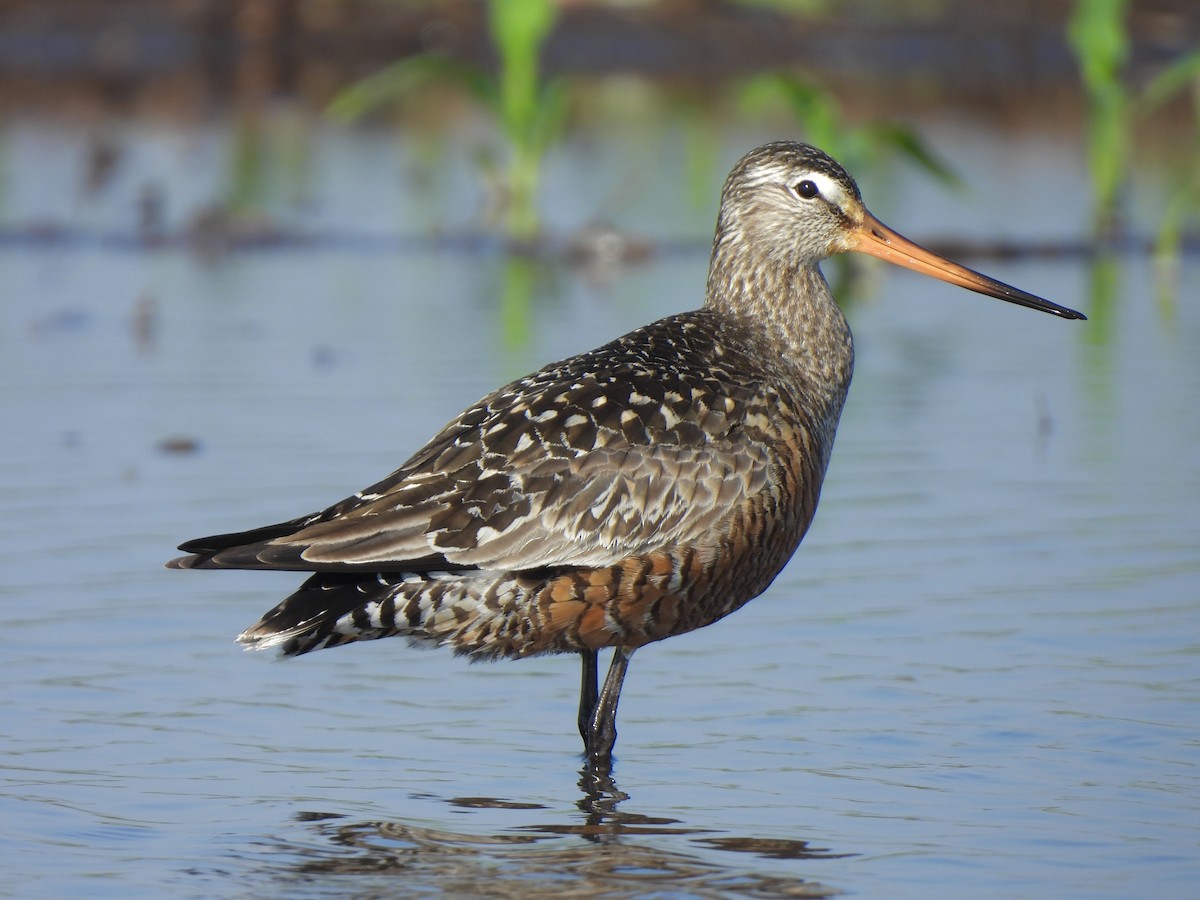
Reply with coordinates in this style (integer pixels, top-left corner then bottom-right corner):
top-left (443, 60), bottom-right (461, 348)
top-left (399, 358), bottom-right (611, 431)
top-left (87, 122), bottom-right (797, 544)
top-left (0, 0), bottom-right (1196, 289)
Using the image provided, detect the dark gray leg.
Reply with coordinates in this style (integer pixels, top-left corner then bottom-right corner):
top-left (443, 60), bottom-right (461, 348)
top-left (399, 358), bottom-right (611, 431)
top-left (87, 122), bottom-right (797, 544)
top-left (586, 647), bottom-right (635, 763)
top-left (578, 649), bottom-right (598, 745)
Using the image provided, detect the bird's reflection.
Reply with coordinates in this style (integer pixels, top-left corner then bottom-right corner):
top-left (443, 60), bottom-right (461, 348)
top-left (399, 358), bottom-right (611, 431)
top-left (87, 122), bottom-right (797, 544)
top-left (576, 759), bottom-right (634, 831)
top-left (248, 761), bottom-right (850, 896)
top-left (518, 762), bottom-right (694, 841)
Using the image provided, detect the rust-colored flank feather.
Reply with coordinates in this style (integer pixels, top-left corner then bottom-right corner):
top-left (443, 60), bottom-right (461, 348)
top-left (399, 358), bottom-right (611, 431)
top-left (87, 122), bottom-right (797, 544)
top-left (169, 141), bottom-right (1084, 764)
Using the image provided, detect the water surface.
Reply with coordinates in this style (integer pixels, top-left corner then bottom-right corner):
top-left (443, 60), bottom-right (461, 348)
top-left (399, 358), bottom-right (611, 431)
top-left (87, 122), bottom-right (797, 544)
top-left (1, 118), bottom-right (1198, 898)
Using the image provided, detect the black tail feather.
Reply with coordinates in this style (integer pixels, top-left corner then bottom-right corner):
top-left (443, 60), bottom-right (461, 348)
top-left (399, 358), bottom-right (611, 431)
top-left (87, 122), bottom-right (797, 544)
top-left (236, 572), bottom-right (394, 656)
top-left (177, 520), bottom-right (309, 555)
top-left (167, 515), bottom-right (317, 570)
top-left (167, 519), bottom-right (459, 573)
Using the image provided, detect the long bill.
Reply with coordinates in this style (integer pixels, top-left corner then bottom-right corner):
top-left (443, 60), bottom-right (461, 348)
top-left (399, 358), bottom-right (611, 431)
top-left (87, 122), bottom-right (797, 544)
top-left (850, 210), bottom-right (1086, 320)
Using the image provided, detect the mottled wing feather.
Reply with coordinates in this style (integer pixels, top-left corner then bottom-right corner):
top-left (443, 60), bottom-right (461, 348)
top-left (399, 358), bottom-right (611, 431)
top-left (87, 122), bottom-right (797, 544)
top-left (281, 441), bottom-right (771, 571)
top-left (173, 313), bottom-right (782, 574)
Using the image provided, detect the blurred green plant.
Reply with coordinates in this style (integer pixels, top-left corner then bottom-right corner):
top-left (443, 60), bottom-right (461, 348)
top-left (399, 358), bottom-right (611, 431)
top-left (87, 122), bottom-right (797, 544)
top-left (1067, 0), bottom-right (1200, 263)
top-left (738, 72), bottom-right (959, 187)
top-left (1067, 0), bottom-right (1130, 239)
top-left (1142, 49), bottom-right (1200, 304)
top-left (330, 0), bottom-right (564, 241)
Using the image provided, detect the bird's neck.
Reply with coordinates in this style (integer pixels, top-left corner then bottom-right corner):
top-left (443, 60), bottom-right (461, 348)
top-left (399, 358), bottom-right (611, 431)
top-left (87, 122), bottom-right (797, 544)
top-left (704, 252), bottom-right (854, 399)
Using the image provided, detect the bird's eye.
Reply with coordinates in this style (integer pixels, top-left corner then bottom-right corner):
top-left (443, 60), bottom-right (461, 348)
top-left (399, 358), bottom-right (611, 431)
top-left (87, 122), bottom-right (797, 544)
top-left (793, 179), bottom-right (820, 200)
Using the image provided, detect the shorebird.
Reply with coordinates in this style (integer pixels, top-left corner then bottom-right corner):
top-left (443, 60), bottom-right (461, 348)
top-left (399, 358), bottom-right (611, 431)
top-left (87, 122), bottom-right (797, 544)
top-left (169, 141), bottom-right (1084, 764)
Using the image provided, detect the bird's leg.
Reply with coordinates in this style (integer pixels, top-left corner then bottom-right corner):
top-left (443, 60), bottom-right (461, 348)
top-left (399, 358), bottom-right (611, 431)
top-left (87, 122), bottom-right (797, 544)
top-left (578, 648), bottom-right (598, 745)
top-left (586, 647), bottom-right (635, 764)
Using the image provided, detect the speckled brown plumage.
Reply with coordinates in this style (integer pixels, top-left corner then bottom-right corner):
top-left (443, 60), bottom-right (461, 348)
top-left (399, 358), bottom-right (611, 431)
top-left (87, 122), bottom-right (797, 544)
top-left (170, 141), bottom-right (1084, 763)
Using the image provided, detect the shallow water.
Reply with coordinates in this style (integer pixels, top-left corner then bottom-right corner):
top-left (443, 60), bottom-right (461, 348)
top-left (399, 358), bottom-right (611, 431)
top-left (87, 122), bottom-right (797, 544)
top-left (1, 117), bottom-right (1198, 898)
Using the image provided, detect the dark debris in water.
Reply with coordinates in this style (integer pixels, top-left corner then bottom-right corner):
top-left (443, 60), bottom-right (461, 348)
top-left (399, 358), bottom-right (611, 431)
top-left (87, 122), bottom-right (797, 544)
top-left (157, 435), bottom-right (202, 456)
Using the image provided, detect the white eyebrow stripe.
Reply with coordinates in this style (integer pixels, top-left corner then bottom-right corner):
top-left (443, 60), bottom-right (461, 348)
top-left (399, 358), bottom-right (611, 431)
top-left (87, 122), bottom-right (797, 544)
top-left (798, 172), bottom-right (846, 204)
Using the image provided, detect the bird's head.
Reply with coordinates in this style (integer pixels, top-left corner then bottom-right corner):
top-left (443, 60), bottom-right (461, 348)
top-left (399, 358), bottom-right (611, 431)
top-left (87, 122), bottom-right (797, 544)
top-left (711, 141), bottom-right (1085, 320)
